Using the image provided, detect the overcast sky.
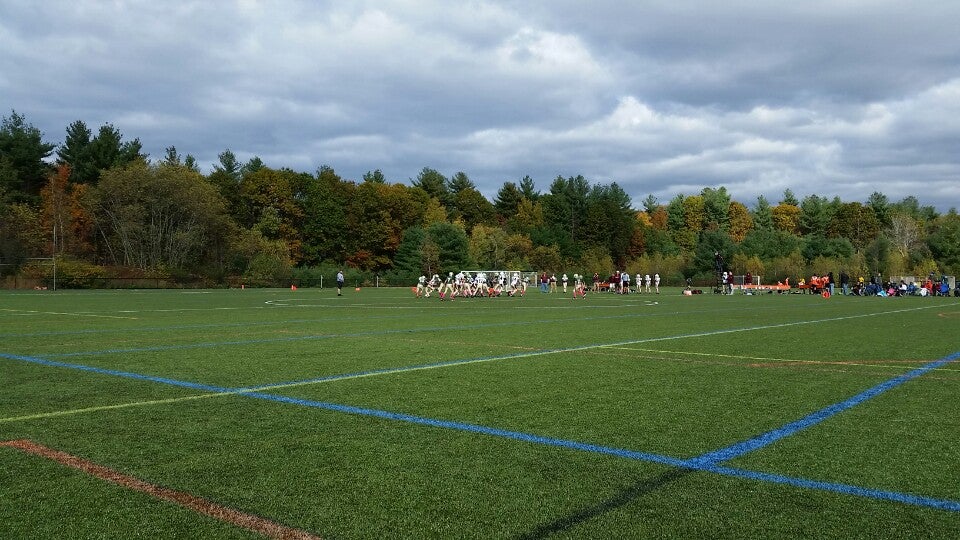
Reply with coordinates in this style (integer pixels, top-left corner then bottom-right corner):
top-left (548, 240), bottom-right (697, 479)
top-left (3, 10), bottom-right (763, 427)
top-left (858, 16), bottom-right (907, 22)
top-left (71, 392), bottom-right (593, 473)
top-left (3, 1), bottom-right (959, 211)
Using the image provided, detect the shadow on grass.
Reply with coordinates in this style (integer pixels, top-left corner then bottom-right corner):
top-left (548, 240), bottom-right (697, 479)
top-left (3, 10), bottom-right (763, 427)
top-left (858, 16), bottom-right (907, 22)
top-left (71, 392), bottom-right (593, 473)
top-left (516, 467), bottom-right (694, 539)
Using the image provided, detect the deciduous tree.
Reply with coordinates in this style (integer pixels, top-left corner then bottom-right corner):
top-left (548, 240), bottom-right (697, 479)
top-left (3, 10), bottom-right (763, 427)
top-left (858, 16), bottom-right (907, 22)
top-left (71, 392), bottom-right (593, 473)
top-left (727, 201), bottom-right (753, 243)
top-left (89, 161), bottom-right (230, 271)
top-left (771, 203), bottom-right (801, 235)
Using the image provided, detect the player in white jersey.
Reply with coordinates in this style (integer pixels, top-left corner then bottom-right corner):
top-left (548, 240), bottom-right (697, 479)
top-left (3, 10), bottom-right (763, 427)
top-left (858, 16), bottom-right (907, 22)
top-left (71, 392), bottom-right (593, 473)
top-left (573, 273), bottom-right (587, 299)
top-left (654, 273), bottom-right (661, 294)
top-left (416, 275), bottom-right (427, 298)
top-left (645, 274), bottom-right (652, 293)
top-left (426, 274), bottom-right (440, 297)
top-left (508, 273), bottom-right (521, 296)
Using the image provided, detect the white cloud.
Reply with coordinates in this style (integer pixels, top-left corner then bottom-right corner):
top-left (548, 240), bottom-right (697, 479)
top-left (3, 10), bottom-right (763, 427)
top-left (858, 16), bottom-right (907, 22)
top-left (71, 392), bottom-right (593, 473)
top-left (2, 0), bottom-right (959, 211)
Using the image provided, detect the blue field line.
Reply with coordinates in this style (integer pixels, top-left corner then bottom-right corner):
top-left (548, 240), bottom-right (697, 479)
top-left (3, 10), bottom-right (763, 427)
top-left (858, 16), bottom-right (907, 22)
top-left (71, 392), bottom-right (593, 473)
top-left (0, 352), bottom-right (229, 393)
top-left (689, 351), bottom-right (960, 467)
top-left (247, 392), bottom-right (960, 512)
top-left (241, 390), bottom-right (691, 467)
top-left (704, 463), bottom-right (960, 512)
top-left (3, 349), bottom-right (960, 513)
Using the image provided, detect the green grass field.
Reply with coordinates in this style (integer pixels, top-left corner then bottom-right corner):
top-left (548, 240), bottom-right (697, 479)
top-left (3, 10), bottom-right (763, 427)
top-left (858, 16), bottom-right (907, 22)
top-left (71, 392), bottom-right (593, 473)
top-left (2, 286), bottom-right (959, 538)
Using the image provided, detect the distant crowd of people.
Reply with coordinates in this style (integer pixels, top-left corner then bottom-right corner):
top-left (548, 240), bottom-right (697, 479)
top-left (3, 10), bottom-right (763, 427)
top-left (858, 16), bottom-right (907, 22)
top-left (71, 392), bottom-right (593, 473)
top-left (410, 268), bottom-right (957, 300)
top-left (584, 271), bottom-right (661, 294)
top-left (795, 271), bottom-right (957, 297)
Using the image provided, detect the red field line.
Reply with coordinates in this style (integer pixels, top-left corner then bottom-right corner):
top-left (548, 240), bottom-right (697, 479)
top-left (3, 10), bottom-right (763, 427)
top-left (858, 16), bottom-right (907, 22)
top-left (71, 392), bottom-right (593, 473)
top-left (0, 439), bottom-right (321, 540)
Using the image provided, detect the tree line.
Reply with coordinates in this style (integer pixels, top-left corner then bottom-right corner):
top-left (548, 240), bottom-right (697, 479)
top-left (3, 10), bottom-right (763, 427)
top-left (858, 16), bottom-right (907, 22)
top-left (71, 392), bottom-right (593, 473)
top-left (2, 110), bottom-right (958, 287)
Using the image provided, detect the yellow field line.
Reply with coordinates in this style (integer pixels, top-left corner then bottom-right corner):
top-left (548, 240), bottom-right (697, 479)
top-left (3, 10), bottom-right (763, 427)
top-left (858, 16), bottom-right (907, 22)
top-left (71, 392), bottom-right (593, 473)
top-left (0, 308), bottom-right (138, 320)
top-left (0, 392), bottom-right (232, 424)
top-left (0, 367), bottom-right (425, 424)
top-left (604, 347), bottom-right (960, 373)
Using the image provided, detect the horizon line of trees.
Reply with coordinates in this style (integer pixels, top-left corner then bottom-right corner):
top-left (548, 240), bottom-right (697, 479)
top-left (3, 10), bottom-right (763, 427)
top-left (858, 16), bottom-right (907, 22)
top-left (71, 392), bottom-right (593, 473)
top-left (2, 110), bottom-right (959, 287)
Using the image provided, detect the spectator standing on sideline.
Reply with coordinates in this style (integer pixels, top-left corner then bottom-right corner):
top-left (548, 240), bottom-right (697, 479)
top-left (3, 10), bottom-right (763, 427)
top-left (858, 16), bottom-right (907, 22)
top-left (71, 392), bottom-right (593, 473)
top-left (840, 271), bottom-right (850, 295)
top-left (827, 271), bottom-right (835, 296)
top-left (336, 270), bottom-right (345, 296)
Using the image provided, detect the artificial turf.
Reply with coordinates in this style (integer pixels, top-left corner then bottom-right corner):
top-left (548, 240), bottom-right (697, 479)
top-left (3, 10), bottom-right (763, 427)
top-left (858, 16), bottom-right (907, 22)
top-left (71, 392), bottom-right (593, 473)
top-left (1, 286), bottom-right (958, 538)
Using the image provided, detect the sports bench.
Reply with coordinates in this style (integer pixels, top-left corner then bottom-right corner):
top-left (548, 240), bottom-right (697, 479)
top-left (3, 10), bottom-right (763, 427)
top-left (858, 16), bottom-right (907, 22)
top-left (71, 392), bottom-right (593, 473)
top-left (740, 284), bottom-right (791, 293)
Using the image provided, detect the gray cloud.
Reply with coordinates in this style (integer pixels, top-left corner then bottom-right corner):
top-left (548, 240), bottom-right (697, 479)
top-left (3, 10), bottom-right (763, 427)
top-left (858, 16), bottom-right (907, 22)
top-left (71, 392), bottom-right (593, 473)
top-left (2, 0), bottom-right (958, 211)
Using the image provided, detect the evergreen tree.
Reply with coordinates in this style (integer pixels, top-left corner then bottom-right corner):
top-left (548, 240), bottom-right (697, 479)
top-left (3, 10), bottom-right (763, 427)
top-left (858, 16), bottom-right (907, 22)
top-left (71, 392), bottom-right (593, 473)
top-left (780, 189), bottom-right (799, 206)
top-left (362, 169), bottom-right (387, 183)
top-left (213, 149), bottom-right (242, 182)
top-left (799, 194), bottom-right (831, 236)
top-left (163, 146), bottom-right (182, 166)
top-left (0, 110), bottom-right (55, 200)
top-left (752, 195), bottom-right (773, 231)
top-left (412, 167), bottom-right (450, 207)
top-left (447, 171), bottom-right (474, 194)
top-left (493, 181), bottom-right (523, 220)
top-left (88, 124), bottom-right (143, 174)
top-left (867, 191), bottom-right (891, 228)
top-left (641, 194), bottom-right (659, 214)
top-left (518, 175), bottom-right (539, 201)
top-left (57, 120), bottom-right (96, 184)
top-left (241, 156), bottom-right (264, 177)
top-left (700, 187), bottom-right (730, 231)
top-left (426, 221), bottom-right (471, 273)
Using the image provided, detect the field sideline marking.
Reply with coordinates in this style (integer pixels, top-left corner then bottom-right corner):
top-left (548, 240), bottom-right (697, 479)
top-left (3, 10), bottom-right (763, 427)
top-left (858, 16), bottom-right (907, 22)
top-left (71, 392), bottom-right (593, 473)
top-left (689, 350), bottom-right (960, 466)
top-left (4, 303), bottom-right (960, 513)
top-left (15, 302), bottom-right (800, 357)
top-left (3, 348), bottom-right (960, 513)
top-left (0, 313), bottom-right (417, 339)
top-left (25, 307), bottom-right (744, 358)
top-left (249, 301), bottom-right (955, 390)
top-left (0, 393), bottom-right (233, 424)
top-left (8, 302), bottom-right (954, 398)
top-left (242, 386), bottom-right (960, 513)
top-left (0, 309), bottom-right (138, 320)
top-left (4, 303), bottom-right (954, 402)
top-left (605, 347), bottom-right (960, 373)
top-left (30, 301), bottom-right (950, 360)
top-left (0, 439), bottom-right (322, 539)
top-left (2, 289), bottom-right (850, 339)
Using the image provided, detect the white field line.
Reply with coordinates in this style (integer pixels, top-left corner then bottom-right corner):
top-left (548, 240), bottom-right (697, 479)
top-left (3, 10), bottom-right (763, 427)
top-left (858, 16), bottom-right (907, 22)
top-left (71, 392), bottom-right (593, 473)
top-left (3, 302), bottom-right (954, 424)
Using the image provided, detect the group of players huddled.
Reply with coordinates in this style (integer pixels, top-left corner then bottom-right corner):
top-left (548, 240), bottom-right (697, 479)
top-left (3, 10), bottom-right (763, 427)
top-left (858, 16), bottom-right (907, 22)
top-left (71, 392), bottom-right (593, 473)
top-left (414, 271), bottom-right (592, 300)
top-left (415, 271), bottom-right (523, 300)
